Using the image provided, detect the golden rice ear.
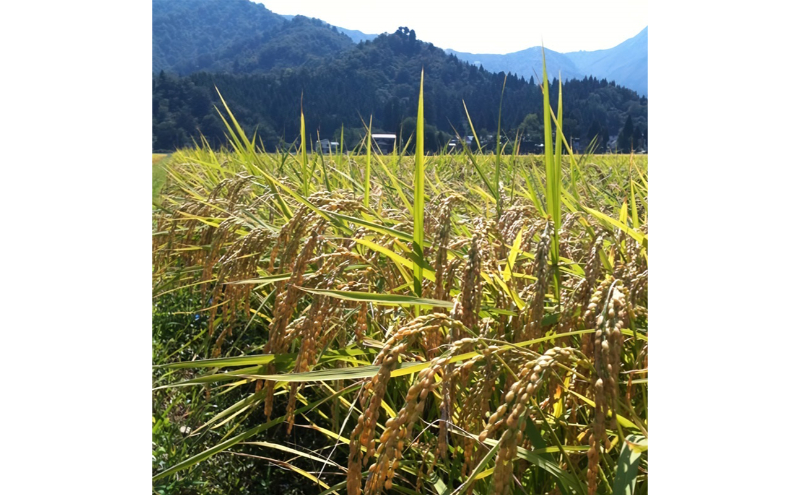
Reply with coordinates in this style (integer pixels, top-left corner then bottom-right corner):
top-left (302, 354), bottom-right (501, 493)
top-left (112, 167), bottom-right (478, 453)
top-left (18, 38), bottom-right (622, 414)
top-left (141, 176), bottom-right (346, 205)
top-left (478, 348), bottom-right (577, 493)
top-left (262, 229), bottom-right (322, 420)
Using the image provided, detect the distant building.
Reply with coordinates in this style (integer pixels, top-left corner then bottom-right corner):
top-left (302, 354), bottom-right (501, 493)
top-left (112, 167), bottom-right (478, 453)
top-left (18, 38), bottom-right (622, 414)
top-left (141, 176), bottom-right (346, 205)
top-left (447, 135), bottom-right (476, 152)
top-left (516, 142), bottom-right (544, 154)
top-left (371, 134), bottom-right (396, 154)
top-left (316, 139), bottom-right (339, 154)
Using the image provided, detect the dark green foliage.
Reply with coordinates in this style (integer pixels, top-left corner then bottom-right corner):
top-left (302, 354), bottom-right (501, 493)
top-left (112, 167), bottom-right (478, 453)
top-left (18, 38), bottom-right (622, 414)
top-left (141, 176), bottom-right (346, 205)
top-left (617, 115), bottom-right (637, 152)
top-left (518, 113), bottom-right (543, 143)
top-left (152, 290), bottom-right (348, 495)
top-left (152, 71), bottom-right (230, 151)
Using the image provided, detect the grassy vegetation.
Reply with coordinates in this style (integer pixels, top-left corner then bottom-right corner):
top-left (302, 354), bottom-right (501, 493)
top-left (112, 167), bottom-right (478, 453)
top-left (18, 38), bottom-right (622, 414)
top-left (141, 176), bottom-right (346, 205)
top-left (152, 65), bottom-right (648, 495)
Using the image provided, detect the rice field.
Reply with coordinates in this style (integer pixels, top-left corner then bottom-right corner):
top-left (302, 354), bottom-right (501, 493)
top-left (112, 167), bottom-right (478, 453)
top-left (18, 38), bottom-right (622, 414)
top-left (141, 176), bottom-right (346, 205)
top-left (152, 71), bottom-right (648, 495)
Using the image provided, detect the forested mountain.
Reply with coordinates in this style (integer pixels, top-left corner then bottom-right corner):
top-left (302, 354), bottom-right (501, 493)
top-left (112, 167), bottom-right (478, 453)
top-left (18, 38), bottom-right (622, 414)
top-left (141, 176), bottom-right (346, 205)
top-left (153, 28), bottom-right (647, 153)
top-left (153, 0), bottom-right (285, 73)
top-left (154, 0), bottom-right (375, 75)
top-left (446, 27), bottom-right (648, 96)
top-left (172, 15), bottom-right (356, 74)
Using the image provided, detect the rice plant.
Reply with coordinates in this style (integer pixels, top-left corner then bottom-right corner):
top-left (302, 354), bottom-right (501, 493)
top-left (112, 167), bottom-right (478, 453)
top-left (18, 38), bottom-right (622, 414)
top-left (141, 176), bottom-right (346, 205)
top-left (153, 62), bottom-right (648, 495)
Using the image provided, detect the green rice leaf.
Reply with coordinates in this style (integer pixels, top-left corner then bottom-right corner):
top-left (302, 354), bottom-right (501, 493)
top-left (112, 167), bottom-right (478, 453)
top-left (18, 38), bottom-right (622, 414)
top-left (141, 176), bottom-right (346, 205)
top-left (413, 68), bottom-right (426, 298)
top-left (154, 354), bottom-right (276, 370)
top-left (152, 384), bottom-right (357, 480)
top-left (612, 435), bottom-right (647, 495)
top-left (297, 287), bottom-right (453, 308)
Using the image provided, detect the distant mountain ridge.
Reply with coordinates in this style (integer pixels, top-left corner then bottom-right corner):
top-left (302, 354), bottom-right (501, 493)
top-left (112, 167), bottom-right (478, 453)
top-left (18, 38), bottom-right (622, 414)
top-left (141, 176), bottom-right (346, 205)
top-left (281, 14), bottom-right (379, 44)
top-left (565, 28), bottom-right (647, 96)
top-left (446, 27), bottom-right (648, 96)
top-left (152, 0), bottom-right (646, 153)
top-left (153, 28), bottom-right (646, 153)
top-left (444, 47), bottom-right (584, 84)
top-left (154, 0), bottom-right (645, 96)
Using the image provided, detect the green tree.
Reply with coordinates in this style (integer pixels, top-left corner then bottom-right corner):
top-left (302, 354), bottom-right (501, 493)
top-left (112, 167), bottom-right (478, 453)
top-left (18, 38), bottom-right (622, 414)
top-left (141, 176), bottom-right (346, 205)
top-left (586, 120), bottom-right (601, 144)
top-left (518, 113), bottom-right (542, 143)
top-left (618, 115), bottom-right (635, 152)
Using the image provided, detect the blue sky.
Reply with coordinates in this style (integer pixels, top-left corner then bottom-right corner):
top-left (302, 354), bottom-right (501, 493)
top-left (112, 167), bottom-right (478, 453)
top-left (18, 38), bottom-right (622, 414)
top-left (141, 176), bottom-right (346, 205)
top-left (256, 0), bottom-right (647, 54)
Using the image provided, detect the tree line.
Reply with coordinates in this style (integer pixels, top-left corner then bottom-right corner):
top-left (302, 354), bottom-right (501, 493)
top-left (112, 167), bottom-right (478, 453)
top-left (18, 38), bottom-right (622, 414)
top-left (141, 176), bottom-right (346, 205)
top-left (153, 28), bottom-right (647, 153)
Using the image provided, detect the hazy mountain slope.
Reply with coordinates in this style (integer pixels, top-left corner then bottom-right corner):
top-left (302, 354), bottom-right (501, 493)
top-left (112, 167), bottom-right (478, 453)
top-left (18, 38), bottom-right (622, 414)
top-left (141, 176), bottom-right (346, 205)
top-left (446, 27), bottom-right (648, 96)
top-left (444, 47), bottom-right (584, 82)
top-left (565, 27), bottom-right (647, 96)
top-left (281, 14), bottom-right (379, 44)
top-left (152, 0), bottom-right (286, 73)
top-left (335, 26), bottom-right (379, 44)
